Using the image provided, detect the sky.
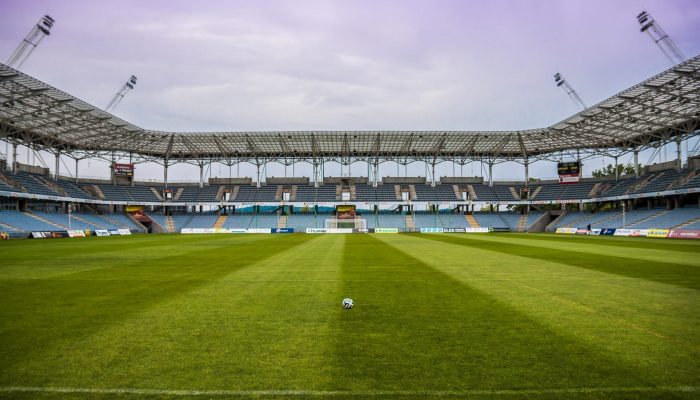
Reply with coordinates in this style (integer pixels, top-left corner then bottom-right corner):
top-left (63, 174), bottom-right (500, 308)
top-left (1, 0), bottom-right (699, 182)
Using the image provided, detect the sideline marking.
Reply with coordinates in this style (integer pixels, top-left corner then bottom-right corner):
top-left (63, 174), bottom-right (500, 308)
top-left (0, 386), bottom-right (697, 397)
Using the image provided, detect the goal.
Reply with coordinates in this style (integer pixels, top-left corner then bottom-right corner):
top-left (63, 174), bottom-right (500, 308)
top-left (325, 218), bottom-right (367, 230)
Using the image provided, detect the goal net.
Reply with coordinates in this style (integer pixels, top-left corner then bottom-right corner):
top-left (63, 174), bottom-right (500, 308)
top-left (325, 218), bottom-right (367, 230)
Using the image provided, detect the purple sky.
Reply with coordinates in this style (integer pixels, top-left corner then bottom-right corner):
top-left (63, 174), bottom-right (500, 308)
top-left (1, 0), bottom-right (699, 181)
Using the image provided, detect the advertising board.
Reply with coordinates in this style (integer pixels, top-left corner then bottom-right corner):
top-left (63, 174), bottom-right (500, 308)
top-left (374, 228), bottom-right (399, 233)
top-left (31, 231), bottom-right (69, 239)
top-left (646, 229), bottom-right (669, 238)
top-left (246, 228), bottom-right (272, 234)
top-left (667, 230), bottom-right (700, 239)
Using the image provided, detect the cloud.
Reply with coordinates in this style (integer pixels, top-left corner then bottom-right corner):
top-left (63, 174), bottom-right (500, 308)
top-left (1, 0), bottom-right (699, 181)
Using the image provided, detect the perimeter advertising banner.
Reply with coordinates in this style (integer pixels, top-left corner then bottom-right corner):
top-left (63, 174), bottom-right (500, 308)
top-left (667, 230), bottom-right (700, 239)
top-left (95, 230), bottom-right (111, 237)
top-left (305, 228), bottom-right (353, 234)
top-left (647, 229), bottom-right (670, 238)
top-left (613, 229), bottom-right (633, 236)
top-left (374, 228), bottom-right (399, 233)
top-left (420, 227), bottom-right (444, 233)
top-left (441, 228), bottom-right (490, 233)
top-left (599, 228), bottom-right (616, 235)
top-left (67, 230), bottom-right (86, 238)
top-left (246, 228), bottom-right (272, 234)
top-left (609, 229), bottom-right (648, 237)
top-left (272, 228), bottom-right (294, 233)
top-left (31, 231), bottom-right (70, 239)
top-left (555, 228), bottom-right (578, 234)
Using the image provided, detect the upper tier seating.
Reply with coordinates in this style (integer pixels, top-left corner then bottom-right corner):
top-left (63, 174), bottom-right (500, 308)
top-left (553, 208), bottom-right (700, 229)
top-left (2, 166), bottom-right (699, 204)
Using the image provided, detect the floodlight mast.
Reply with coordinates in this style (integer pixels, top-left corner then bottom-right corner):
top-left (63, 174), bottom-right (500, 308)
top-left (105, 75), bottom-right (137, 112)
top-left (554, 73), bottom-right (586, 110)
top-left (637, 11), bottom-right (685, 65)
top-left (6, 15), bottom-right (55, 69)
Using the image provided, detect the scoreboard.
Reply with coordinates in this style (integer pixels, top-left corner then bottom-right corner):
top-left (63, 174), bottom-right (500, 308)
top-left (336, 205), bottom-right (356, 220)
top-left (557, 162), bottom-right (580, 175)
top-left (557, 161), bottom-right (581, 184)
top-left (113, 163), bottom-right (134, 176)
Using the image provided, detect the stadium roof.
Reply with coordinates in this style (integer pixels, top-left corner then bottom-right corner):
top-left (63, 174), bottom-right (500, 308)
top-left (1, 56), bottom-right (699, 165)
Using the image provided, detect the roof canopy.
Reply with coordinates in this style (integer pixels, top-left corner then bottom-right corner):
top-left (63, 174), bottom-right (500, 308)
top-left (1, 56), bottom-right (699, 164)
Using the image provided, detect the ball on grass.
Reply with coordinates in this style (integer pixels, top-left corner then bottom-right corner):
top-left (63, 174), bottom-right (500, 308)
top-left (342, 298), bottom-right (354, 309)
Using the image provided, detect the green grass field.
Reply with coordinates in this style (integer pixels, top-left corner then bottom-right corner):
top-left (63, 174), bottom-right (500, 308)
top-left (0, 233), bottom-right (698, 399)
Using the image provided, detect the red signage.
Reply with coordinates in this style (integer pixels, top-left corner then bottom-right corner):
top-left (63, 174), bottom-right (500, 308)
top-left (559, 174), bottom-right (581, 184)
top-left (667, 230), bottom-right (700, 239)
top-left (114, 163), bottom-right (134, 176)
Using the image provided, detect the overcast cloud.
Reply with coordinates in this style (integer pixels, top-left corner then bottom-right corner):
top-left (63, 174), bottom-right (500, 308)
top-left (1, 0), bottom-right (699, 181)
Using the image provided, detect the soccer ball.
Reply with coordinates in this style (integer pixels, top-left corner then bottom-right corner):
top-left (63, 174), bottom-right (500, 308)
top-left (342, 298), bottom-right (354, 309)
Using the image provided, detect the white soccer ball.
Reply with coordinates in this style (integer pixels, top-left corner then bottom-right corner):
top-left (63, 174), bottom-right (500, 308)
top-left (342, 298), bottom-right (354, 309)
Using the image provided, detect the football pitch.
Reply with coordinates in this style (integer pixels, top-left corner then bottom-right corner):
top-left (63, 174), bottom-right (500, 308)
top-left (0, 233), bottom-right (698, 399)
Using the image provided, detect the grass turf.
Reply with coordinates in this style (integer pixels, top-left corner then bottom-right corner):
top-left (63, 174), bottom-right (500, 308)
top-left (0, 233), bottom-right (698, 399)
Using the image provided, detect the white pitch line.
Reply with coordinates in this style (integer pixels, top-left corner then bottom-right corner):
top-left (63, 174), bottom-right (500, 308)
top-left (0, 385), bottom-right (697, 397)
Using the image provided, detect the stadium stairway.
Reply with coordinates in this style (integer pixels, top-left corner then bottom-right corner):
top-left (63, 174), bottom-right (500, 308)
top-left (509, 187), bottom-right (519, 200)
top-left (0, 221), bottom-right (20, 232)
top-left (631, 209), bottom-right (669, 227)
top-left (452, 185), bottom-right (461, 199)
top-left (150, 187), bottom-right (164, 201)
top-left (173, 188), bottom-right (184, 201)
top-left (394, 185), bottom-right (402, 200)
top-left (86, 185), bottom-right (105, 200)
top-left (214, 215), bottom-right (227, 229)
top-left (71, 214), bottom-right (107, 229)
top-left (0, 173), bottom-right (25, 191)
top-left (595, 211), bottom-right (628, 227)
top-left (674, 216), bottom-right (700, 229)
top-left (517, 215), bottom-right (527, 232)
top-left (405, 214), bottom-right (415, 229)
top-left (274, 186), bottom-right (284, 201)
top-left (465, 214), bottom-right (480, 228)
top-left (166, 216), bottom-right (176, 232)
top-left (277, 215), bottom-right (287, 228)
top-left (24, 212), bottom-right (65, 229)
top-left (33, 176), bottom-right (66, 197)
top-left (467, 185), bottom-right (478, 200)
top-left (530, 186), bottom-right (542, 199)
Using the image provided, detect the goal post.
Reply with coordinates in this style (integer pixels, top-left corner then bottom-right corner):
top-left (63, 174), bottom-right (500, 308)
top-left (325, 218), bottom-right (367, 230)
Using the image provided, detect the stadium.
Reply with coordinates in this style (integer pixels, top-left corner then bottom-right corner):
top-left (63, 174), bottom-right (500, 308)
top-left (0, 2), bottom-right (699, 399)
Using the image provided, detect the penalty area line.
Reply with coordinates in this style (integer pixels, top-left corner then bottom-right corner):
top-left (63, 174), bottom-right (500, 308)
top-left (0, 386), bottom-right (698, 397)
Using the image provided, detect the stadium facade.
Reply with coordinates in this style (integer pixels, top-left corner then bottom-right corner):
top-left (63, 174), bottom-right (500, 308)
top-left (0, 56), bottom-right (699, 236)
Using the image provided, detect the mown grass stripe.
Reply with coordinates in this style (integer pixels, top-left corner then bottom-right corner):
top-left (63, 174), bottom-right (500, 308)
top-left (461, 233), bottom-right (699, 266)
top-left (331, 235), bottom-right (656, 392)
top-left (514, 233), bottom-right (700, 253)
top-left (418, 234), bottom-right (700, 290)
top-left (0, 234), bottom-right (318, 376)
top-left (1, 385), bottom-right (697, 397)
